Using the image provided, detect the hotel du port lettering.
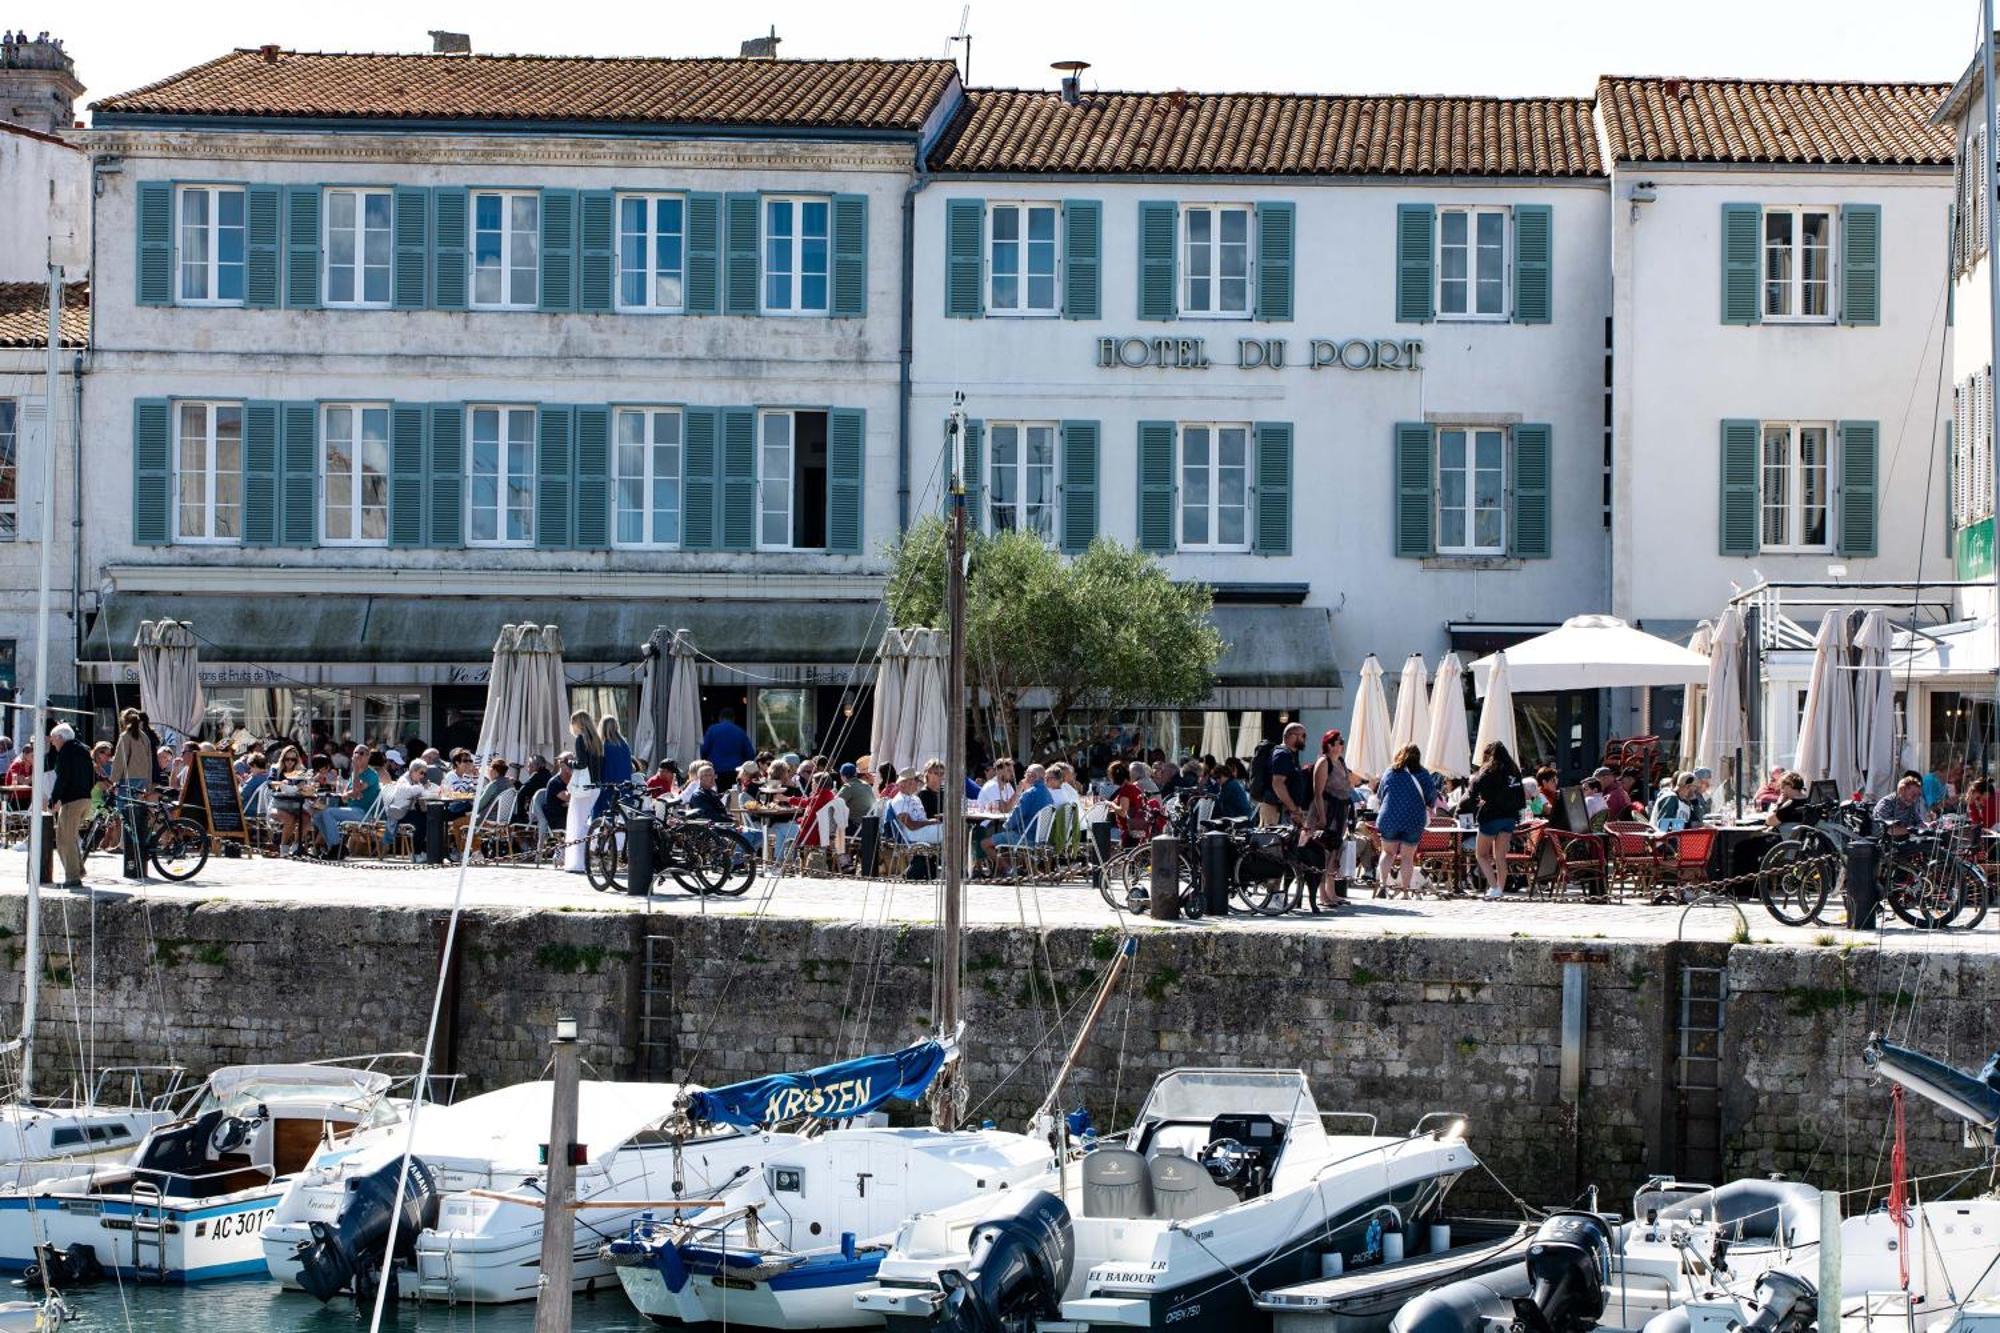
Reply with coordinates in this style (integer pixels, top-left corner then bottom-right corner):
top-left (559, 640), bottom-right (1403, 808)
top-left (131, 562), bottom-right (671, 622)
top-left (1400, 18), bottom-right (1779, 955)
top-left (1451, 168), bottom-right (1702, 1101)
top-left (1095, 335), bottom-right (1425, 372)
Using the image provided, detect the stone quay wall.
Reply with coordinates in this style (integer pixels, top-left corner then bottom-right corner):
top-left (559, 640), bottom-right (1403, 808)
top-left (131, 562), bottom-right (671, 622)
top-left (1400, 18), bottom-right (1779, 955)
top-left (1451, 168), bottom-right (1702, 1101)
top-left (0, 894), bottom-right (1987, 1210)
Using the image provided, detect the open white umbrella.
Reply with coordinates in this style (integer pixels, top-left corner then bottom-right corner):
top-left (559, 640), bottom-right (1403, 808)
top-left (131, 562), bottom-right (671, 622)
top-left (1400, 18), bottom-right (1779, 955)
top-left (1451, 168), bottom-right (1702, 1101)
top-left (871, 629), bottom-right (906, 772)
top-left (1794, 609), bottom-right (1858, 797)
top-left (895, 628), bottom-right (948, 775)
top-left (1469, 614), bottom-right (1708, 695)
top-left (1853, 610), bottom-right (1898, 798)
top-left (1696, 606), bottom-right (1746, 782)
top-left (1233, 711), bottom-right (1261, 760)
top-left (475, 623), bottom-right (526, 763)
top-left (1679, 621), bottom-right (1713, 769)
top-left (1346, 656), bottom-right (1393, 779)
top-left (134, 619), bottom-right (206, 741)
top-left (1389, 654), bottom-right (1432, 757)
top-left (1425, 652), bottom-right (1472, 779)
top-left (1473, 649), bottom-right (1519, 765)
top-left (1199, 710), bottom-right (1233, 760)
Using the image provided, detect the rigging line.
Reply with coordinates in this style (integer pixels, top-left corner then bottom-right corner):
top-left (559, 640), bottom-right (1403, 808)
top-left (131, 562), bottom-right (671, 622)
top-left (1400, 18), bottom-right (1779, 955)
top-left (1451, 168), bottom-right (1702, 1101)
top-left (964, 960), bottom-right (1118, 1123)
top-left (672, 820), bottom-right (802, 1088)
top-left (51, 890), bottom-right (87, 1105)
top-left (1896, 262), bottom-right (1955, 712)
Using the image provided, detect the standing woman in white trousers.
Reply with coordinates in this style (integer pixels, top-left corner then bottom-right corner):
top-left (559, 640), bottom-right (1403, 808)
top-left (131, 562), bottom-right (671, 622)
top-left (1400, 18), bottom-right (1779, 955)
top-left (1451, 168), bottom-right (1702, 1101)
top-left (563, 710), bottom-right (602, 873)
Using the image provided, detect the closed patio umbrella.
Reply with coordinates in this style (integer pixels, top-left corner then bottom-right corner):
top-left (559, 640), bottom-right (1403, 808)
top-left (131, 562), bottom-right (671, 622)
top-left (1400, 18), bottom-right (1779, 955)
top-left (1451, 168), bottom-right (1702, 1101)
top-left (1233, 711), bottom-right (1262, 760)
top-left (1696, 606), bottom-right (1746, 782)
top-left (1425, 652), bottom-right (1472, 779)
top-left (871, 629), bottom-right (906, 772)
top-left (1389, 654), bottom-right (1431, 758)
top-left (1473, 650), bottom-right (1519, 766)
top-left (1853, 610), bottom-right (1898, 798)
top-left (662, 628), bottom-right (705, 768)
top-left (1152, 711), bottom-right (1180, 759)
top-left (134, 618), bottom-right (206, 741)
top-left (630, 632), bottom-right (664, 766)
top-left (1199, 710), bottom-right (1233, 760)
top-left (1679, 621), bottom-right (1713, 769)
top-left (1347, 656), bottom-right (1393, 780)
top-left (1794, 609), bottom-right (1858, 797)
top-left (519, 624), bottom-right (570, 766)
top-left (896, 628), bottom-right (947, 774)
top-left (476, 623), bottom-right (525, 764)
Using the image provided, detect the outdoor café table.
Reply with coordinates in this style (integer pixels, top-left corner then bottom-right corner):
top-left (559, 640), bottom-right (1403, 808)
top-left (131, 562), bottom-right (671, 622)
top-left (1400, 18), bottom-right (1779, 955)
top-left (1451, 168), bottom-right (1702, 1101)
top-left (740, 802), bottom-right (798, 859)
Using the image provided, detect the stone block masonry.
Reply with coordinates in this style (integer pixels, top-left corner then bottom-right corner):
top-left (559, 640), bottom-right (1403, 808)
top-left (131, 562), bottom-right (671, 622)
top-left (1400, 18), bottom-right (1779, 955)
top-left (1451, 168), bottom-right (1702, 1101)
top-left (0, 894), bottom-right (1988, 1211)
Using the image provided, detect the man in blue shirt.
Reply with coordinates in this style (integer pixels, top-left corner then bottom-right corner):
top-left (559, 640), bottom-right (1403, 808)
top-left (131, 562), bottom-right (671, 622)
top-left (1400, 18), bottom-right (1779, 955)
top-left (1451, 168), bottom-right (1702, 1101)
top-left (982, 763), bottom-right (1055, 875)
top-left (700, 707), bottom-right (756, 787)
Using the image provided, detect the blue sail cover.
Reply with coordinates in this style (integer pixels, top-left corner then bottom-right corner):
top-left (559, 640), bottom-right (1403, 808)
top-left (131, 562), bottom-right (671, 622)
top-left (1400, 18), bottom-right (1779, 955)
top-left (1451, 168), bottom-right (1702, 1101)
top-left (688, 1040), bottom-right (950, 1128)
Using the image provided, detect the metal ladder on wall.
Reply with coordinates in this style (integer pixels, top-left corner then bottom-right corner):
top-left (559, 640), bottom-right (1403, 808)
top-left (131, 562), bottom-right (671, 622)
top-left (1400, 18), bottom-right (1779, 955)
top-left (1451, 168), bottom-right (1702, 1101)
top-left (128, 1181), bottom-right (167, 1282)
top-left (638, 935), bottom-right (675, 1081)
top-left (1676, 966), bottom-right (1728, 1182)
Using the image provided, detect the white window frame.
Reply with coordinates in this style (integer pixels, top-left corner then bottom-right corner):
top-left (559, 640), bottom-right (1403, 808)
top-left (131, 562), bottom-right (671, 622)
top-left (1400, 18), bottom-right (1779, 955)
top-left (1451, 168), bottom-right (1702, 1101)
top-left (758, 408), bottom-right (801, 549)
top-left (986, 202), bottom-right (1061, 316)
top-left (1435, 425), bottom-right (1508, 556)
top-left (176, 184), bottom-right (248, 307)
top-left (986, 421), bottom-right (1059, 540)
top-left (1761, 206), bottom-right (1837, 324)
top-left (0, 398), bottom-right (15, 542)
top-left (1180, 204), bottom-right (1254, 319)
top-left (762, 195), bottom-right (831, 316)
top-left (322, 187), bottom-right (393, 309)
top-left (612, 406), bottom-right (684, 548)
top-left (615, 192), bottom-right (687, 314)
top-left (173, 400), bottom-right (245, 545)
top-left (466, 405), bottom-right (537, 547)
top-left (1177, 421), bottom-right (1252, 552)
top-left (470, 190), bottom-right (540, 311)
top-left (319, 402), bottom-right (391, 546)
top-left (1436, 206), bottom-right (1510, 322)
top-left (1758, 420), bottom-right (1835, 553)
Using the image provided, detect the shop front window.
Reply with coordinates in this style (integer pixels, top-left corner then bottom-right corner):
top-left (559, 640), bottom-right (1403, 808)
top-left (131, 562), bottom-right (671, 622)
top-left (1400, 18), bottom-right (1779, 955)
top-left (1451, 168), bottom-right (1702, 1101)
top-left (756, 688), bottom-right (814, 755)
top-left (202, 687), bottom-right (352, 750)
top-left (360, 692), bottom-right (423, 751)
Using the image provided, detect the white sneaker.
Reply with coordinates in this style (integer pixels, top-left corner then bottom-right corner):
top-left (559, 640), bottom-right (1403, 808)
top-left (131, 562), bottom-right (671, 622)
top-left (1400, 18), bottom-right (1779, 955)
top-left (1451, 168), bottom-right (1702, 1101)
top-left (1484, 886), bottom-right (1504, 900)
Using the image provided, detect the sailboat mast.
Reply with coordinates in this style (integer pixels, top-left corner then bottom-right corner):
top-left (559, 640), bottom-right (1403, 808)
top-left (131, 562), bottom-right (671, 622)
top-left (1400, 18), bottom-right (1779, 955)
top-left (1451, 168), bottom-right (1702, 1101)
top-left (936, 395), bottom-right (969, 1132)
top-left (19, 264), bottom-right (61, 1103)
top-left (1983, 0), bottom-right (2000, 714)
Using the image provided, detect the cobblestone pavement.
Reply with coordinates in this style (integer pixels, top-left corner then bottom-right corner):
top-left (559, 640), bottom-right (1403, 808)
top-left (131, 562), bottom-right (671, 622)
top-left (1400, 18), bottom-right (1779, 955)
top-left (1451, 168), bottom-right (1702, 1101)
top-left (3, 846), bottom-right (1993, 953)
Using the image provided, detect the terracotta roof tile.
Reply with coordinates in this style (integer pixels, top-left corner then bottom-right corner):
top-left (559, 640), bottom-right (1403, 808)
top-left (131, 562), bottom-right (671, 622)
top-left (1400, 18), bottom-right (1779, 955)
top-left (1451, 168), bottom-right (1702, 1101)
top-left (1597, 76), bottom-right (1954, 165)
top-left (92, 50), bottom-right (959, 132)
top-left (0, 282), bottom-right (86, 349)
top-left (927, 89), bottom-right (1604, 177)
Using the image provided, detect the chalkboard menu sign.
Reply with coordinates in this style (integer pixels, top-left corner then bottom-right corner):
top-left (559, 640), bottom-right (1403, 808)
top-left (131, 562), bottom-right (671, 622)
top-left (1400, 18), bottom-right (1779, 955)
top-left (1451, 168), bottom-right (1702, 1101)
top-left (180, 749), bottom-right (247, 842)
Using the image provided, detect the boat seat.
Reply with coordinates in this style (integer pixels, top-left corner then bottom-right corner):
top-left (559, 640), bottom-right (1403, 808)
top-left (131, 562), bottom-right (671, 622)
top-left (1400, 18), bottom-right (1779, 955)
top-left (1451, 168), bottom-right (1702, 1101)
top-left (1149, 1147), bottom-right (1238, 1220)
top-left (1081, 1147), bottom-right (1155, 1219)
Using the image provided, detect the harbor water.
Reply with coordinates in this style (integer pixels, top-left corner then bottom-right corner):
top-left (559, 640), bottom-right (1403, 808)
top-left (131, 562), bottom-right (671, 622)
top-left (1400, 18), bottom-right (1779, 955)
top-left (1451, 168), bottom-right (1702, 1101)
top-left (52, 1279), bottom-right (659, 1331)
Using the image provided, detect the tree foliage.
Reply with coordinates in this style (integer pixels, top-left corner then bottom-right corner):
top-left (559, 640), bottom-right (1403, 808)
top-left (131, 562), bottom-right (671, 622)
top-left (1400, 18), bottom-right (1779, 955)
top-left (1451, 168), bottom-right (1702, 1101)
top-left (885, 517), bottom-right (1222, 754)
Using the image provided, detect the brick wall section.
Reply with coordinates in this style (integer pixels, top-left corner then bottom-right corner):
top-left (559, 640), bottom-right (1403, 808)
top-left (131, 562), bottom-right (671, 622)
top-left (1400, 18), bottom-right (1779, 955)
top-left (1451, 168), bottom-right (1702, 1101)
top-left (0, 895), bottom-right (1987, 1208)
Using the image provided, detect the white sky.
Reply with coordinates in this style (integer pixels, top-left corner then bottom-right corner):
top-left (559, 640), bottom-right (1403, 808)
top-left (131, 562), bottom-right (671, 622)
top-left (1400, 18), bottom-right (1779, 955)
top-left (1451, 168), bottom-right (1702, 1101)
top-left (37, 0), bottom-right (1991, 118)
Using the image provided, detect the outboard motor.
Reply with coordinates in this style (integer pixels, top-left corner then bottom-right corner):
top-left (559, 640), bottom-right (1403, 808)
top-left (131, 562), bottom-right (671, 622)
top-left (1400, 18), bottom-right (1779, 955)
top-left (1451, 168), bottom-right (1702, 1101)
top-left (294, 1157), bottom-right (439, 1306)
top-left (24, 1242), bottom-right (104, 1293)
top-left (1641, 1270), bottom-right (1817, 1333)
top-left (936, 1190), bottom-right (1074, 1333)
top-left (1391, 1212), bottom-right (1612, 1333)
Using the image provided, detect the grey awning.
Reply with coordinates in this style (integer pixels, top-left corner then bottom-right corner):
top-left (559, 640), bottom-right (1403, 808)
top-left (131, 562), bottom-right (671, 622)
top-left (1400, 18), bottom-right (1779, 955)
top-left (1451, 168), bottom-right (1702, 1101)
top-left (1211, 605), bottom-right (1339, 690)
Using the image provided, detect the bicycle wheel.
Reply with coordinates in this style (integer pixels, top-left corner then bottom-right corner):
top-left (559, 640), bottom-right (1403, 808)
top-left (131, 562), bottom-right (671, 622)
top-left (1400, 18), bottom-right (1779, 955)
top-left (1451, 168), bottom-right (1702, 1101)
top-left (1098, 851), bottom-right (1143, 914)
top-left (1758, 834), bottom-right (1834, 927)
top-left (1232, 865), bottom-right (1293, 916)
top-left (1120, 845), bottom-right (1197, 916)
top-left (1951, 857), bottom-right (1989, 931)
top-left (692, 825), bottom-right (757, 896)
top-left (148, 818), bottom-right (209, 882)
top-left (583, 814), bottom-right (625, 893)
top-left (1885, 857), bottom-right (1963, 930)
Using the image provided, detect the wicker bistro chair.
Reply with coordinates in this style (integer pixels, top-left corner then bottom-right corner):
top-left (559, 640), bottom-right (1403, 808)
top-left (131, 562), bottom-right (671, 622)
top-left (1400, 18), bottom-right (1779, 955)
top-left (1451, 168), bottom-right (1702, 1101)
top-left (1603, 820), bottom-right (1665, 899)
top-left (1412, 821), bottom-right (1467, 897)
top-left (1650, 825), bottom-right (1720, 900)
top-left (1500, 819), bottom-right (1550, 893)
top-left (343, 794), bottom-right (412, 860)
top-left (1536, 826), bottom-right (1612, 899)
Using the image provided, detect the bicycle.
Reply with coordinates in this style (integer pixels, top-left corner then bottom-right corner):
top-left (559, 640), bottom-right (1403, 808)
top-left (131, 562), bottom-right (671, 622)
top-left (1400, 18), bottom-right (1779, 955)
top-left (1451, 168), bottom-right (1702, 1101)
top-left (586, 784), bottom-right (757, 897)
top-left (1757, 800), bottom-right (1984, 930)
top-left (80, 794), bottom-right (209, 883)
top-left (1099, 795), bottom-right (1203, 918)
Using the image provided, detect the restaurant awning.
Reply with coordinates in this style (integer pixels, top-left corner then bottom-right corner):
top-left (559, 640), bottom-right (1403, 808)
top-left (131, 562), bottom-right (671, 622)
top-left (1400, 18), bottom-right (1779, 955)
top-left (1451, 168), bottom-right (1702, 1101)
top-left (1211, 605), bottom-right (1340, 690)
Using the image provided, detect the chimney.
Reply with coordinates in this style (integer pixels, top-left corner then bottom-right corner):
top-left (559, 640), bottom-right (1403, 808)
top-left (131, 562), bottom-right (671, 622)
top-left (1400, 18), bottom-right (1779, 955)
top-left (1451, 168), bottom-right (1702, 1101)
top-left (258, 43), bottom-right (281, 65)
top-left (1662, 76), bottom-right (1688, 99)
top-left (429, 30), bottom-right (472, 54)
top-left (1052, 59), bottom-right (1090, 107)
top-left (740, 26), bottom-right (781, 59)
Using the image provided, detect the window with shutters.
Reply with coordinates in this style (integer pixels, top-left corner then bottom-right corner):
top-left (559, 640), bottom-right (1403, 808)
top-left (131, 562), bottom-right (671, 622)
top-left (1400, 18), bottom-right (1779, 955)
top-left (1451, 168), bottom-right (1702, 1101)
top-left (471, 191), bottom-right (540, 310)
top-left (987, 203), bottom-right (1059, 315)
top-left (1437, 427), bottom-right (1506, 554)
top-left (1762, 208), bottom-right (1835, 321)
top-left (323, 188), bottom-right (392, 308)
top-left (1963, 370), bottom-right (1997, 526)
top-left (320, 404), bottom-right (390, 545)
top-left (1181, 206), bottom-right (1252, 317)
top-left (987, 422), bottom-right (1058, 540)
top-left (1758, 422), bottom-right (1833, 551)
top-left (1179, 423), bottom-right (1250, 551)
top-left (613, 407), bottom-right (683, 547)
top-left (1437, 207), bottom-right (1508, 320)
top-left (764, 197), bottom-right (830, 314)
top-left (616, 194), bottom-right (686, 312)
top-left (177, 185), bottom-right (247, 305)
top-left (467, 406), bottom-right (535, 546)
top-left (758, 409), bottom-right (829, 549)
top-left (1961, 125), bottom-right (1989, 275)
top-left (174, 401), bottom-right (244, 544)
top-left (0, 399), bottom-right (13, 540)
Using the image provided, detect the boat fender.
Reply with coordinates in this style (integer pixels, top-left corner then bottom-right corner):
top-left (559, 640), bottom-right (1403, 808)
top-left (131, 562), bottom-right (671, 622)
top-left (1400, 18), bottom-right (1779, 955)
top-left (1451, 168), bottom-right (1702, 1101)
top-left (935, 1189), bottom-right (1074, 1333)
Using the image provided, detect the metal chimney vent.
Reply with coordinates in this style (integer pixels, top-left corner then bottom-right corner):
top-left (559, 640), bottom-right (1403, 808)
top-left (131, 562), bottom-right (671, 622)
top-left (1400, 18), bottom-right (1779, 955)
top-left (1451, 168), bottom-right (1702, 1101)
top-left (428, 30), bottom-right (471, 55)
top-left (1052, 59), bottom-right (1090, 106)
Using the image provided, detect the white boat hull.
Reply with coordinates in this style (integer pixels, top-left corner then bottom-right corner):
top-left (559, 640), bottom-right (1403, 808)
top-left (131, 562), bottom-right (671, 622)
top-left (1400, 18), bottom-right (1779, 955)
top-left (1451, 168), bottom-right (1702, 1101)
top-left (0, 1184), bottom-right (282, 1282)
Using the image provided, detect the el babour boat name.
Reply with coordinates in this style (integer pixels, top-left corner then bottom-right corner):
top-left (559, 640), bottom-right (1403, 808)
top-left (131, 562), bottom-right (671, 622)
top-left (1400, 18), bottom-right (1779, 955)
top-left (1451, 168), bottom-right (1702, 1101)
top-left (1095, 335), bottom-right (1424, 371)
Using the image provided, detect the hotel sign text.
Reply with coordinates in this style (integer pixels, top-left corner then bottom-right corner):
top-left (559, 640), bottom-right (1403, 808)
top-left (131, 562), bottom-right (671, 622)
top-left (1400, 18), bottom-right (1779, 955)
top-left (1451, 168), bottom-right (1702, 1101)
top-left (1095, 336), bottom-right (1423, 372)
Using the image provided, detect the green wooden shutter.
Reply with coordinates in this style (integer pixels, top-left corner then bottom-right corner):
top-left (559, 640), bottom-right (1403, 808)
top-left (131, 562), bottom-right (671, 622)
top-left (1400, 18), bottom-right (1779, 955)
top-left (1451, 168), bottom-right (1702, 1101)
top-left (1137, 420), bottom-right (1177, 552)
top-left (1510, 423), bottom-right (1552, 558)
top-left (1395, 204), bottom-right (1435, 323)
top-left (1720, 203), bottom-right (1761, 325)
top-left (279, 401), bottom-right (317, 546)
top-left (724, 193), bottom-right (760, 315)
top-left (579, 191), bottom-right (614, 313)
top-left (389, 404), bottom-right (427, 547)
top-left (241, 401), bottom-right (278, 544)
top-left (393, 187), bottom-right (429, 309)
top-left (685, 193), bottom-right (721, 315)
top-left (720, 408), bottom-right (757, 551)
top-left (1138, 202), bottom-right (1177, 322)
top-left (945, 198), bottom-right (984, 318)
top-left (1718, 418), bottom-right (1761, 555)
top-left (132, 399), bottom-right (171, 544)
top-left (284, 186), bottom-right (320, 309)
top-left (827, 408), bottom-right (865, 553)
top-left (1513, 203), bottom-right (1552, 325)
top-left (682, 409), bottom-right (718, 550)
top-left (432, 187), bottom-right (468, 310)
top-left (1253, 421), bottom-right (1293, 554)
top-left (831, 194), bottom-right (867, 317)
top-left (535, 405), bottom-right (574, 550)
top-left (428, 404), bottom-right (464, 548)
top-left (245, 186), bottom-right (282, 309)
top-left (136, 182), bottom-right (174, 306)
top-left (1837, 420), bottom-right (1879, 556)
top-left (1060, 419), bottom-right (1099, 552)
top-left (1063, 200), bottom-right (1101, 320)
top-left (1841, 203), bottom-right (1881, 326)
top-left (539, 188), bottom-right (577, 313)
top-left (958, 418), bottom-right (982, 518)
top-left (573, 405), bottom-right (610, 549)
top-left (1255, 202), bottom-right (1295, 323)
top-left (1394, 422), bottom-right (1435, 557)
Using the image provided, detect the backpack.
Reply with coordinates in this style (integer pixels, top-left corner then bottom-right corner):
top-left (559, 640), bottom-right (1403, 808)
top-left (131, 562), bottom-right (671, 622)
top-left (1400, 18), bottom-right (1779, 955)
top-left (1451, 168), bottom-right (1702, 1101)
top-left (1248, 739), bottom-right (1277, 804)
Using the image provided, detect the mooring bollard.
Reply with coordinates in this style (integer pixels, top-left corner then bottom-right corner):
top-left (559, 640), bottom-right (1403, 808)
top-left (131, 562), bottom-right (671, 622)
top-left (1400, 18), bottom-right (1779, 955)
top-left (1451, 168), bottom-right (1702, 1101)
top-left (1150, 834), bottom-right (1181, 921)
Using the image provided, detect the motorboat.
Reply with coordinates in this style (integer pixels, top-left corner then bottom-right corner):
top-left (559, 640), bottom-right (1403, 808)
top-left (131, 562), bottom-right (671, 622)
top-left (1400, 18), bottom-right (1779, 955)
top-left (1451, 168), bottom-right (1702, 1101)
top-left (0, 1060), bottom-right (414, 1282)
top-left (853, 1067), bottom-right (1479, 1332)
top-left (265, 1078), bottom-right (793, 1305)
top-left (0, 1063), bottom-right (189, 1188)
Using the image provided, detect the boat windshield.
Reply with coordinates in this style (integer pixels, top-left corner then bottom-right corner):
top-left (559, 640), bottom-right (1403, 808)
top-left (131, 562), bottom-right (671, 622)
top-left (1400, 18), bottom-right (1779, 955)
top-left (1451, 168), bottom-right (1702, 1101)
top-left (190, 1066), bottom-right (396, 1122)
top-left (1135, 1069), bottom-right (1318, 1126)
